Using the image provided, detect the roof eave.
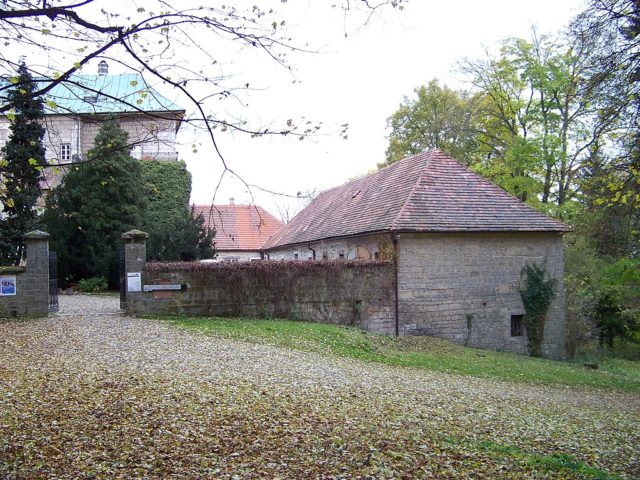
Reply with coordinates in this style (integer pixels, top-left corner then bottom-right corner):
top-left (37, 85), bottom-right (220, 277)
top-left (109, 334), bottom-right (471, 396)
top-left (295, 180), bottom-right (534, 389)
top-left (265, 226), bottom-right (570, 250)
top-left (263, 228), bottom-right (393, 251)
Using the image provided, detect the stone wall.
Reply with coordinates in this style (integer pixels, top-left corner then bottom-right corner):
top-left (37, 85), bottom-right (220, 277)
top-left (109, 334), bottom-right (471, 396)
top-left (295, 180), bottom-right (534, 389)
top-left (267, 233), bottom-right (392, 261)
top-left (125, 255), bottom-right (395, 335)
top-left (397, 232), bottom-right (566, 359)
top-left (0, 232), bottom-right (51, 318)
top-left (123, 230), bottom-right (567, 358)
top-left (216, 250), bottom-right (262, 262)
top-left (79, 113), bottom-right (179, 161)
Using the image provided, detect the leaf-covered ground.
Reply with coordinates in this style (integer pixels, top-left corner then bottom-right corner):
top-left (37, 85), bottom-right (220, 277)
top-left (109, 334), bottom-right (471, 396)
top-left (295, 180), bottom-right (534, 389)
top-left (1, 296), bottom-right (639, 479)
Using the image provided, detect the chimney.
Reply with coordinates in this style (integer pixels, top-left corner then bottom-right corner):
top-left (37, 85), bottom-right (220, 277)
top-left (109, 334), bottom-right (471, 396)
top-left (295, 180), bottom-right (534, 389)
top-left (98, 60), bottom-right (108, 76)
top-left (229, 197), bottom-right (235, 205)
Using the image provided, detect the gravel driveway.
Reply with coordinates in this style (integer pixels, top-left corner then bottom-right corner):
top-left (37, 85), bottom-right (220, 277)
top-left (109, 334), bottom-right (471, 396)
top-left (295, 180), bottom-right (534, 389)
top-left (1, 294), bottom-right (639, 478)
top-left (56, 293), bottom-right (122, 316)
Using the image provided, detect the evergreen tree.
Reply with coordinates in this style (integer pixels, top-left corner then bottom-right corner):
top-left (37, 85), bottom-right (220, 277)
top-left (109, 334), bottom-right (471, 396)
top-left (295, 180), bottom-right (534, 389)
top-left (0, 62), bottom-right (46, 265)
top-left (147, 205), bottom-right (215, 261)
top-left (44, 116), bottom-right (144, 287)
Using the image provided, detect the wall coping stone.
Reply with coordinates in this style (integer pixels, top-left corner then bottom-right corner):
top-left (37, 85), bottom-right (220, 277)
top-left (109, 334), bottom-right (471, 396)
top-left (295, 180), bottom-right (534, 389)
top-left (23, 230), bottom-right (50, 240)
top-left (122, 229), bottom-right (149, 241)
top-left (0, 266), bottom-right (26, 274)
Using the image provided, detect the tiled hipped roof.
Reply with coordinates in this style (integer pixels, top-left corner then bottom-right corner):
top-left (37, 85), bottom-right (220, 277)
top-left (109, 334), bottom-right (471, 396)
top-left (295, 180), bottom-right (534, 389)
top-left (265, 149), bottom-right (568, 249)
top-left (193, 204), bottom-right (283, 251)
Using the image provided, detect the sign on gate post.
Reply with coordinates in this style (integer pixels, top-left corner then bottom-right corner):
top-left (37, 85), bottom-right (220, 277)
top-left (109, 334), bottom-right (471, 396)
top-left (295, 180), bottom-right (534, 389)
top-left (127, 272), bottom-right (142, 292)
top-left (0, 276), bottom-right (17, 296)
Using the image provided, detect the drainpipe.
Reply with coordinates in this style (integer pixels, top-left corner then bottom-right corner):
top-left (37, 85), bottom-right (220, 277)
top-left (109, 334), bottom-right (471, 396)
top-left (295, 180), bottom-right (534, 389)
top-left (308, 243), bottom-right (316, 260)
top-left (393, 233), bottom-right (399, 337)
top-left (75, 116), bottom-right (81, 161)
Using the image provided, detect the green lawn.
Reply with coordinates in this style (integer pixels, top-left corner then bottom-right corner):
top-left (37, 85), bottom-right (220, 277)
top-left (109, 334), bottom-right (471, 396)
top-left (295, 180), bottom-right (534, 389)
top-left (163, 316), bottom-right (640, 393)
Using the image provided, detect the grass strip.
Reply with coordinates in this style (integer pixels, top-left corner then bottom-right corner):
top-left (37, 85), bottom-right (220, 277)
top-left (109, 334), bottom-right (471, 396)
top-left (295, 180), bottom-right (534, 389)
top-left (160, 316), bottom-right (640, 393)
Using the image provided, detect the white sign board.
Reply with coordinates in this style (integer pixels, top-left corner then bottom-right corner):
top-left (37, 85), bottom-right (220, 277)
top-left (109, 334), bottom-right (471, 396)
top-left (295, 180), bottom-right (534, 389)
top-left (127, 272), bottom-right (142, 292)
top-left (143, 284), bottom-right (183, 292)
top-left (0, 276), bottom-right (16, 296)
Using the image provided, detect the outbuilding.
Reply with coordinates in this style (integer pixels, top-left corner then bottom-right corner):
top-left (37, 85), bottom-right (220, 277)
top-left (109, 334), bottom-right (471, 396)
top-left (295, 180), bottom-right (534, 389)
top-left (264, 149), bottom-right (568, 358)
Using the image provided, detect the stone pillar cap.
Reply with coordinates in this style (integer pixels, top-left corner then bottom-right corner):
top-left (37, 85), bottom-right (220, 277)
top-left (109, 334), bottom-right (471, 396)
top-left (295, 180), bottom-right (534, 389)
top-left (23, 230), bottom-right (50, 240)
top-left (121, 229), bottom-right (149, 240)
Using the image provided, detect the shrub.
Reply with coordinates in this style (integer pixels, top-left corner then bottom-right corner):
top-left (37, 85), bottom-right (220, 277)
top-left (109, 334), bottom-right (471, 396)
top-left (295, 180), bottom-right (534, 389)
top-left (77, 277), bottom-right (108, 293)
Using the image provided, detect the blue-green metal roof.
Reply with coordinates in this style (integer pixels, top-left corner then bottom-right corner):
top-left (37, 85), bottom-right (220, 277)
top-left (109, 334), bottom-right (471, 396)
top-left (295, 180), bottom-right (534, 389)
top-left (43, 74), bottom-right (184, 115)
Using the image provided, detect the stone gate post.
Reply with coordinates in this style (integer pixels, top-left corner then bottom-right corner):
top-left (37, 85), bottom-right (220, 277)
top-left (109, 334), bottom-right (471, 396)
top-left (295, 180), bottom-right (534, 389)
top-left (23, 230), bottom-right (50, 316)
top-left (121, 229), bottom-right (148, 309)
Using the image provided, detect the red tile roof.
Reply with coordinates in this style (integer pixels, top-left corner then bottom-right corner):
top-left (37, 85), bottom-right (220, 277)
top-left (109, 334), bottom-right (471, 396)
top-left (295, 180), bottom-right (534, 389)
top-left (264, 149), bottom-right (568, 249)
top-left (193, 204), bottom-right (283, 251)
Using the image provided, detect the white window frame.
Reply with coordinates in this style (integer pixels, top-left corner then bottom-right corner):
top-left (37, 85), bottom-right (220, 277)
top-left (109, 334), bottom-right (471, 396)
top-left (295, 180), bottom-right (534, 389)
top-left (60, 143), bottom-right (71, 162)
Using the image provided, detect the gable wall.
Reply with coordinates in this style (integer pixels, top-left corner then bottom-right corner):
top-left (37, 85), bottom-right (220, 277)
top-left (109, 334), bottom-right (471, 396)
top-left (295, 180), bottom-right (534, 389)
top-left (397, 232), bottom-right (566, 359)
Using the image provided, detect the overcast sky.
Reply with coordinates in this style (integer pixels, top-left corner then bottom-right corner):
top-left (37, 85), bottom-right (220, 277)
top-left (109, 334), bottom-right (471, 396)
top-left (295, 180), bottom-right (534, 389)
top-left (168, 1), bottom-right (586, 219)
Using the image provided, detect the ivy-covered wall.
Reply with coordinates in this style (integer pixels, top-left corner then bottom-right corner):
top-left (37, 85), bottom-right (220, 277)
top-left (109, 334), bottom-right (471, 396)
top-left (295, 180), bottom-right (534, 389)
top-left (127, 260), bottom-right (396, 334)
top-left (140, 159), bottom-right (214, 261)
top-left (140, 159), bottom-right (191, 232)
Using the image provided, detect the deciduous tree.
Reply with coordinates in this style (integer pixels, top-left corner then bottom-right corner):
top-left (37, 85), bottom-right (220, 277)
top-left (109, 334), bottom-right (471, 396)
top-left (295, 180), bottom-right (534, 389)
top-left (382, 79), bottom-right (479, 167)
top-left (460, 33), bottom-right (604, 211)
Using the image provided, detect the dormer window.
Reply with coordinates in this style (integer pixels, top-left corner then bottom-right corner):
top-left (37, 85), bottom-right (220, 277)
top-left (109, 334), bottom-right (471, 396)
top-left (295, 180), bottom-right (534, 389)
top-left (98, 60), bottom-right (109, 75)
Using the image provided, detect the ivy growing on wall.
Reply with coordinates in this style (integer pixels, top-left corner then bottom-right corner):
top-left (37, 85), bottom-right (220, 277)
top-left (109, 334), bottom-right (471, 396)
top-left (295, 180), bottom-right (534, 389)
top-left (519, 262), bottom-right (558, 357)
top-left (140, 160), bottom-right (214, 261)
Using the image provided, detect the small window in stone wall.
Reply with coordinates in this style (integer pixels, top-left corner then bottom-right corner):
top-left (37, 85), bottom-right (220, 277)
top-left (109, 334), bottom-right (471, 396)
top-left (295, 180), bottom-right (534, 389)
top-left (338, 252), bottom-right (345, 259)
top-left (294, 253), bottom-right (299, 260)
top-left (322, 252), bottom-right (328, 260)
top-left (511, 314), bottom-right (524, 337)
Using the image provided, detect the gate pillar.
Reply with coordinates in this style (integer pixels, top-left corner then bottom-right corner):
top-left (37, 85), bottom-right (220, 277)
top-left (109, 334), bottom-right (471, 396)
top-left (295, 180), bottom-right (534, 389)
top-left (121, 229), bottom-right (148, 310)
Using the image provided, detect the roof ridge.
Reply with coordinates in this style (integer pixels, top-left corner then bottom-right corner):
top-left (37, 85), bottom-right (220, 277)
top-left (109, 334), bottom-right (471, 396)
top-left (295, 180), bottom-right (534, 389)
top-left (390, 150), bottom-right (433, 230)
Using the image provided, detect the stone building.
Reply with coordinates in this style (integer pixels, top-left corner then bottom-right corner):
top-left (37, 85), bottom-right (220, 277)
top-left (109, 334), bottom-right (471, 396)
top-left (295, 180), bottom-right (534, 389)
top-left (193, 203), bottom-right (283, 262)
top-left (0, 60), bottom-right (185, 196)
top-left (264, 149), bottom-right (569, 358)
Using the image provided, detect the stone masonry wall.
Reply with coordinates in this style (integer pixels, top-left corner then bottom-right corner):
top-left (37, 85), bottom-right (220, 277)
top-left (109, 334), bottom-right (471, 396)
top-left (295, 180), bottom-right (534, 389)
top-left (79, 114), bottom-right (179, 160)
top-left (6, 113), bottom-right (181, 166)
top-left (126, 261), bottom-right (396, 335)
top-left (397, 232), bottom-right (566, 359)
top-left (267, 233), bottom-right (392, 261)
top-left (0, 232), bottom-right (50, 318)
top-left (216, 250), bottom-right (262, 262)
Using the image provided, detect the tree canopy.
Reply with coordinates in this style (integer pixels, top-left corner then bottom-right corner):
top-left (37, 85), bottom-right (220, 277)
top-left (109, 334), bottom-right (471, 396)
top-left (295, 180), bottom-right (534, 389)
top-left (382, 80), bottom-right (478, 167)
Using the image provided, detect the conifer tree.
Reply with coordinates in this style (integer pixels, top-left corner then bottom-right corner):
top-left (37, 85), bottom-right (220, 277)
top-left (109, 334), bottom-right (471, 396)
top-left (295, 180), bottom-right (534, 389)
top-left (44, 116), bottom-right (144, 286)
top-left (0, 62), bottom-right (46, 265)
